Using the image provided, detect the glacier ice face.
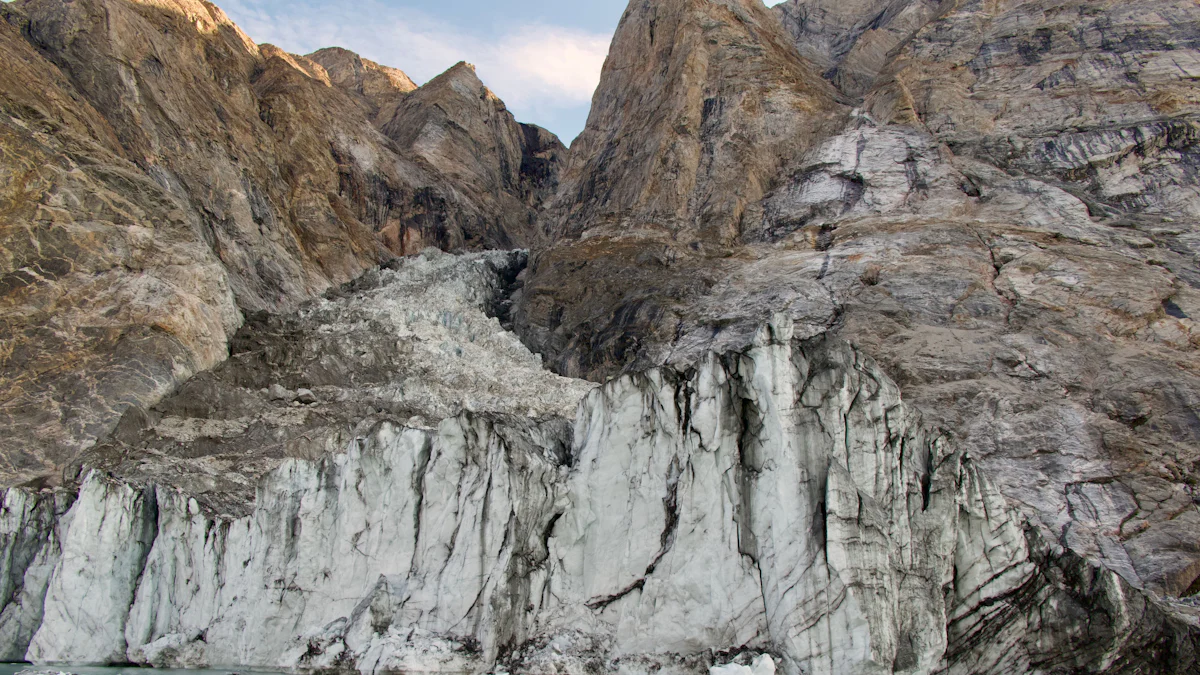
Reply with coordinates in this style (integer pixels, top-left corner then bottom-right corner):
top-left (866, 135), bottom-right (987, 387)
top-left (3, 315), bottom-right (1194, 674)
top-left (0, 490), bottom-right (71, 661)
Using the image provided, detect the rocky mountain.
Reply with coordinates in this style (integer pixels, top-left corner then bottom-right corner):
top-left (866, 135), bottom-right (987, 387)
top-left (1, 0), bottom-right (1199, 674)
top-left (307, 46), bottom-right (418, 125)
top-left (0, 0), bottom-right (565, 484)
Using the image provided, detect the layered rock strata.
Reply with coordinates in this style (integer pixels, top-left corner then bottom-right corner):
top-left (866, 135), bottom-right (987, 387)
top-left (516, 0), bottom-right (1200, 643)
top-left (0, 0), bottom-right (564, 484)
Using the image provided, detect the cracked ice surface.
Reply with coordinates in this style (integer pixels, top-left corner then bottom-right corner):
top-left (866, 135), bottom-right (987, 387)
top-left (2, 311), bottom-right (1193, 674)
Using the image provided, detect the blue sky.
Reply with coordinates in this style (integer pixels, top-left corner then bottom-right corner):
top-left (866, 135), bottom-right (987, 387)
top-left (219, 0), bottom-right (632, 144)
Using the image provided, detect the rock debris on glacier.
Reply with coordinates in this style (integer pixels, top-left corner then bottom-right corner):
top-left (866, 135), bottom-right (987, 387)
top-left (72, 248), bottom-right (596, 511)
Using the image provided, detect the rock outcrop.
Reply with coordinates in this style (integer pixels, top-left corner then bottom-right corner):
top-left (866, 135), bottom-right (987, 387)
top-left (773, 0), bottom-right (949, 96)
top-left (376, 62), bottom-right (568, 250)
top-left (0, 0), bottom-right (565, 485)
top-left (516, 0), bottom-right (848, 377)
top-left (306, 46), bottom-right (418, 125)
top-left (858, 0), bottom-right (1200, 222)
top-left (515, 0), bottom-right (1200, 666)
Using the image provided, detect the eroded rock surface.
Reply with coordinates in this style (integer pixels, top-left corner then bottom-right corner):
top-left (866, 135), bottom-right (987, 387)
top-left (516, 0), bottom-right (848, 377)
top-left (0, 0), bottom-right (565, 484)
top-left (515, 0), bottom-right (1200, 663)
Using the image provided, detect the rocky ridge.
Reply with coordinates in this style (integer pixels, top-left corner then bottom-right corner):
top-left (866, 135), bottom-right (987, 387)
top-left (0, 0), bottom-right (566, 483)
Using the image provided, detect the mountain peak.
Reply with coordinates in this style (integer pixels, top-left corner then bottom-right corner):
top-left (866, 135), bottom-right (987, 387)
top-left (544, 0), bottom-right (845, 243)
top-left (306, 45), bottom-right (417, 115)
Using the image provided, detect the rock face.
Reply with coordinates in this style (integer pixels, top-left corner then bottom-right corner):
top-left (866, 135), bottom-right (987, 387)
top-left (1, 0), bottom-right (1199, 673)
top-left (514, 0), bottom-right (1200, 669)
top-left (376, 62), bottom-right (568, 250)
top-left (0, 0), bottom-right (565, 485)
top-left (544, 0), bottom-right (844, 242)
top-left (773, 0), bottom-right (949, 96)
top-left (306, 47), bottom-right (418, 125)
top-left (516, 0), bottom-right (847, 377)
top-left (857, 0), bottom-right (1200, 222)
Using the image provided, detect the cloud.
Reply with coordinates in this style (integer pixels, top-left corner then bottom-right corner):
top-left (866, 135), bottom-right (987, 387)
top-left (218, 0), bottom-right (609, 140)
top-left (484, 26), bottom-right (610, 107)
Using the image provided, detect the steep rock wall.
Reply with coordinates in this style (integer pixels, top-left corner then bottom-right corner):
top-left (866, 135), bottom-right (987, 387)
top-left (0, 0), bottom-right (565, 485)
top-left (516, 0), bottom-right (1200, 636)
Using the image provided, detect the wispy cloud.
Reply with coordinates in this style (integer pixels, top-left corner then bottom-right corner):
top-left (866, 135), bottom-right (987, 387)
top-left (485, 26), bottom-right (610, 107)
top-left (219, 0), bottom-right (609, 141)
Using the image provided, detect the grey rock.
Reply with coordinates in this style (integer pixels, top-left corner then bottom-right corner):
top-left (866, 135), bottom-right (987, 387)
top-left (517, 0), bottom-right (1200, 669)
top-left (774, 0), bottom-right (948, 96)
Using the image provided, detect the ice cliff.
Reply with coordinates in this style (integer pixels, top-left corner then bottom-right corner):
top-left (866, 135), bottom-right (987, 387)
top-left (1, 295), bottom-right (1195, 672)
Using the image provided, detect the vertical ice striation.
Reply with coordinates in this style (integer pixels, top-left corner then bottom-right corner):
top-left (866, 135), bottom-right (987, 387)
top-left (3, 315), bottom-right (1192, 673)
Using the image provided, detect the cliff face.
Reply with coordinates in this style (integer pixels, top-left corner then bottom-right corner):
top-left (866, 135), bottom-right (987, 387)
top-left (0, 0), bottom-right (565, 483)
top-left (772, 0), bottom-right (950, 96)
top-left (1, 0), bottom-right (1199, 673)
top-left (377, 62), bottom-right (568, 249)
top-left (516, 0), bottom-right (847, 378)
top-left (514, 0), bottom-right (1200, 667)
top-left (546, 0), bottom-right (844, 242)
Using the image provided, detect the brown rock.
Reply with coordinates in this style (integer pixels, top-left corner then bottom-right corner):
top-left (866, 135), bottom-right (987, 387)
top-left (307, 46), bottom-right (417, 124)
top-left (378, 62), bottom-right (567, 249)
top-left (0, 0), bottom-right (240, 479)
top-left (546, 0), bottom-right (845, 243)
top-left (0, 0), bottom-right (563, 483)
top-left (516, 0), bottom-right (848, 375)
